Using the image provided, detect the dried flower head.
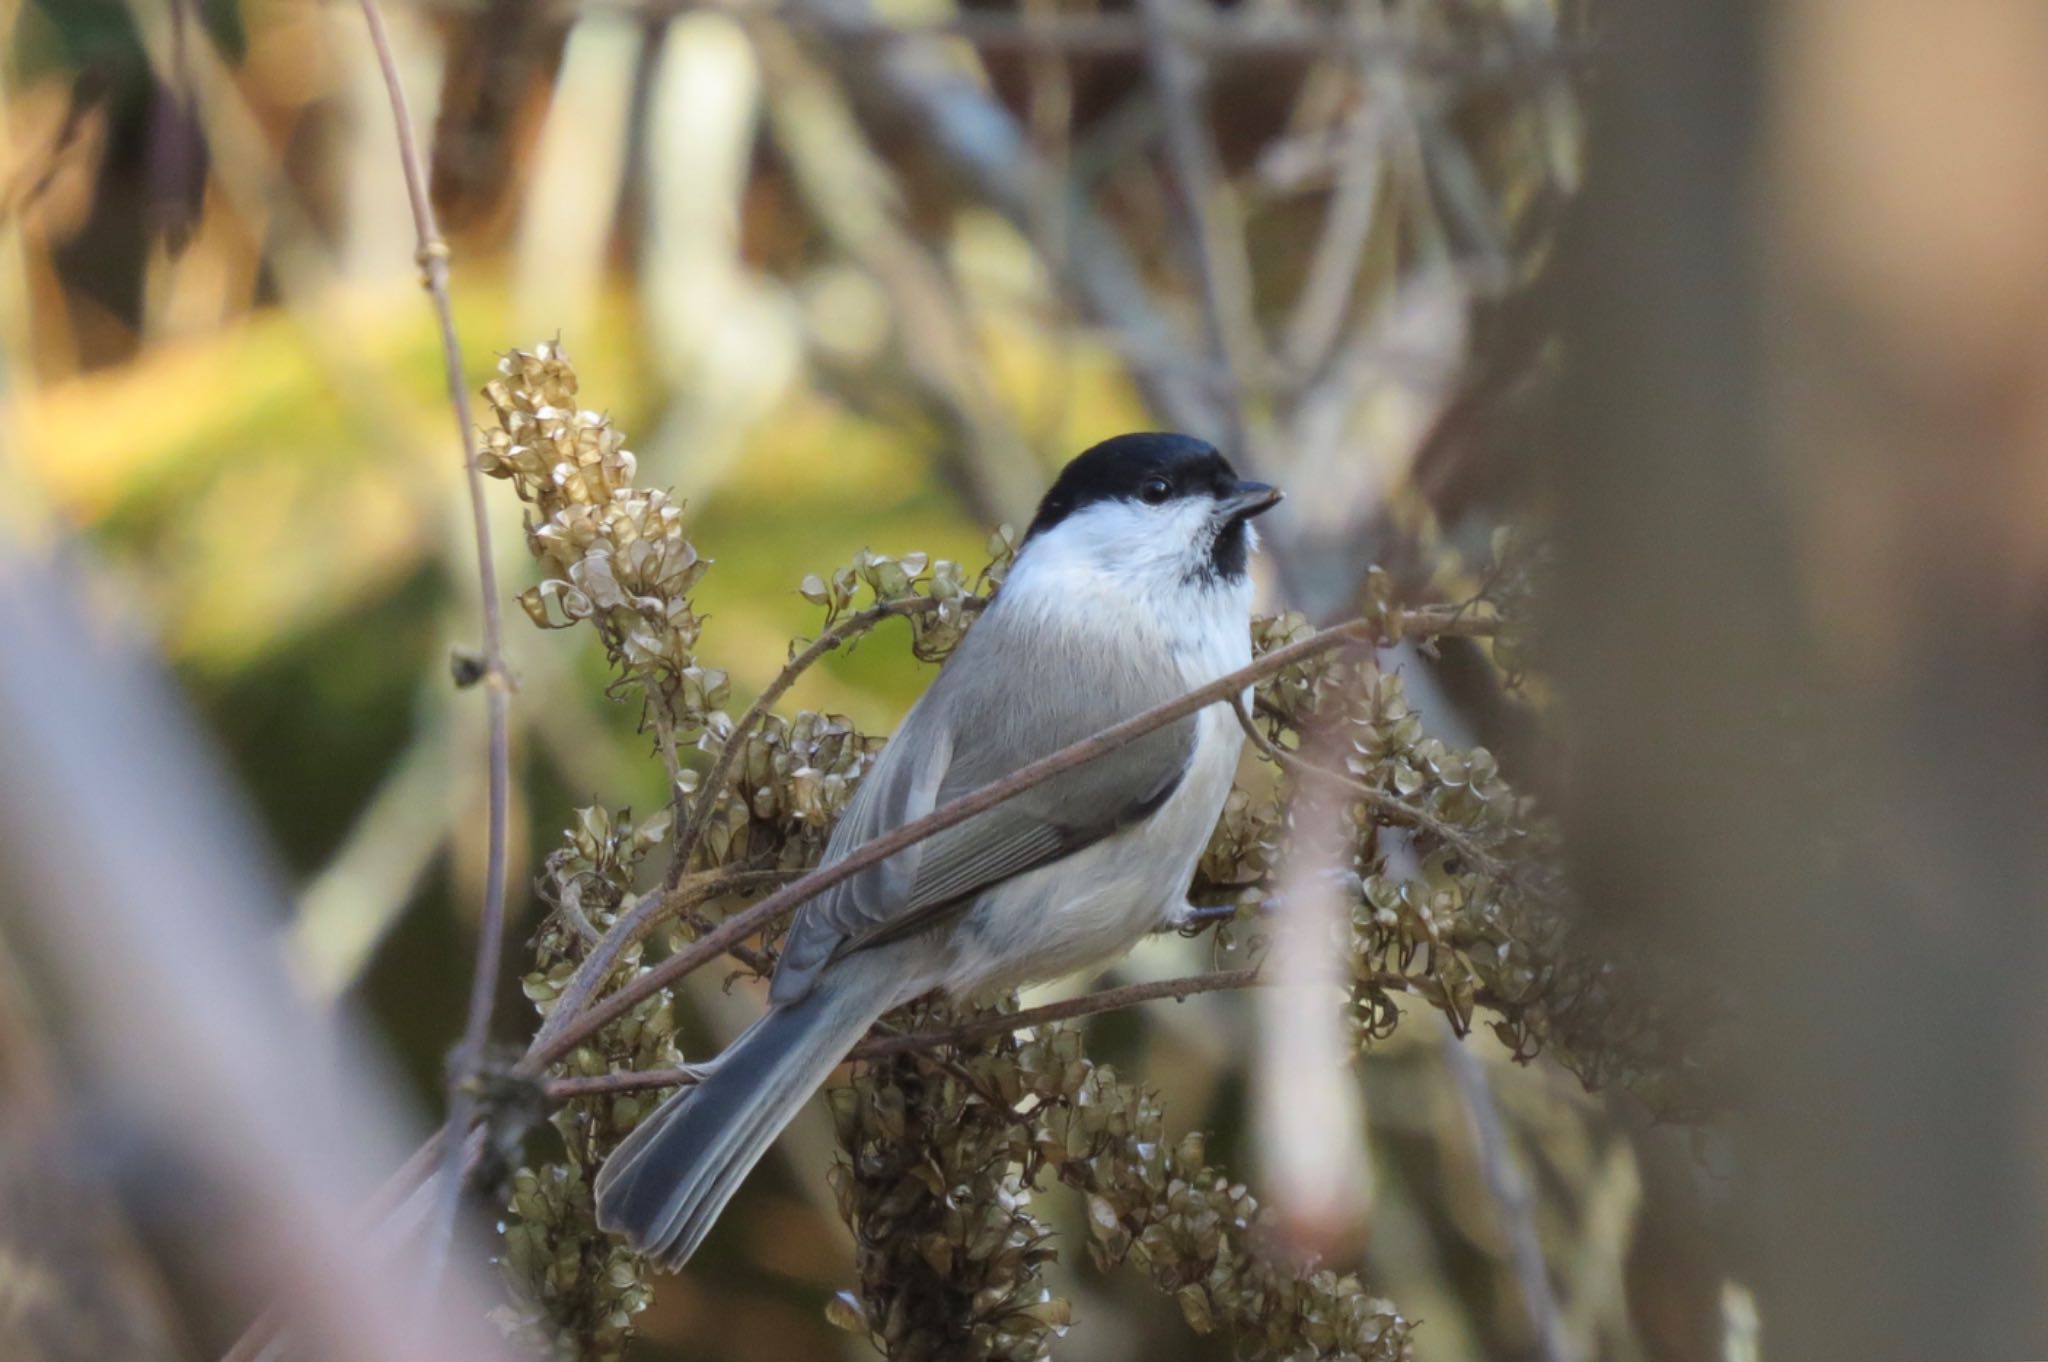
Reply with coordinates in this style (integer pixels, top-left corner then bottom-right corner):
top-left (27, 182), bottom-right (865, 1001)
top-left (480, 343), bottom-right (717, 724)
top-left (801, 533), bottom-right (1014, 664)
top-left (830, 1000), bottom-right (1068, 1362)
top-left (501, 805), bottom-right (680, 1362)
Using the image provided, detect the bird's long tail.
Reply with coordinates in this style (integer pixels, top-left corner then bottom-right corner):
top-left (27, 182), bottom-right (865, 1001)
top-left (592, 949), bottom-right (899, 1269)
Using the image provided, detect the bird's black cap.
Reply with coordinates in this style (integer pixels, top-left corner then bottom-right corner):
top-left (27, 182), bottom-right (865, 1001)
top-left (1026, 433), bottom-right (1237, 537)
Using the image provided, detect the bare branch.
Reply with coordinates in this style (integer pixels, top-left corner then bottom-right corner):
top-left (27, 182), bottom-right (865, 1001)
top-left (855, 967), bottom-right (1267, 1059)
top-left (353, 0), bottom-right (514, 1285)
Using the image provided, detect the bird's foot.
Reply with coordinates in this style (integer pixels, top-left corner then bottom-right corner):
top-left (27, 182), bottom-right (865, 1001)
top-left (1167, 900), bottom-right (1252, 936)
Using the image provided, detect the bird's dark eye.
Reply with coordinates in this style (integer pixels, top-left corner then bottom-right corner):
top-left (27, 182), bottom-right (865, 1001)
top-left (1138, 477), bottom-right (1172, 505)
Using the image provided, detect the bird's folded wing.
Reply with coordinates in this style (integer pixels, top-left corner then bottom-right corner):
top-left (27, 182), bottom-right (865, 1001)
top-left (769, 663), bottom-right (1196, 1004)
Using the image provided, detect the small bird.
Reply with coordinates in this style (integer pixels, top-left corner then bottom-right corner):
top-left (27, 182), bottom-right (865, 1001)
top-left (594, 433), bottom-right (1282, 1267)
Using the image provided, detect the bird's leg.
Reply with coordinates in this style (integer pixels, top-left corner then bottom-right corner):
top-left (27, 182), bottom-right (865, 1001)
top-left (1172, 901), bottom-right (1245, 931)
top-left (1164, 897), bottom-right (1274, 936)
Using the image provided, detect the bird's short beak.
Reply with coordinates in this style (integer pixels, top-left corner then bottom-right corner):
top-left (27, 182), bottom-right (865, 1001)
top-left (1215, 479), bottom-right (1283, 521)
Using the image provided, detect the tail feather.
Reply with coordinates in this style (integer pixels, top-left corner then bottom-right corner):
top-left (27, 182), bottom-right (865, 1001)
top-left (593, 953), bottom-right (896, 1269)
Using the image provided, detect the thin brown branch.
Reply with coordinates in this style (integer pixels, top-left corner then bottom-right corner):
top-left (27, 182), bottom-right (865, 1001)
top-left (536, 955), bottom-right (1480, 1105)
top-left (666, 595), bottom-right (986, 887)
top-left (517, 605), bottom-right (1483, 1076)
top-left (540, 968), bottom-right (1267, 1101)
top-left (354, 0), bottom-right (513, 1284)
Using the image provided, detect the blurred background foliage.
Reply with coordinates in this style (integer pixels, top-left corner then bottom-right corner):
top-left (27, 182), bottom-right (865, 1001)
top-left (0, 1), bottom-right (1719, 1360)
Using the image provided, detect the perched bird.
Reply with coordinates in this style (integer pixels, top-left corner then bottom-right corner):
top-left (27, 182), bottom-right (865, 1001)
top-left (594, 432), bottom-right (1282, 1267)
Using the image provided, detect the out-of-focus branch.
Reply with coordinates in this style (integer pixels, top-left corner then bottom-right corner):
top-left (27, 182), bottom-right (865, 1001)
top-left (1255, 726), bottom-right (1374, 1255)
top-left (288, 710), bottom-right (454, 999)
top-left (1549, 2), bottom-right (2048, 1355)
top-left (789, 0), bottom-right (1224, 434)
top-left (117, 0), bottom-right (438, 465)
top-left (1439, 1019), bottom-right (1574, 1362)
top-left (352, 0), bottom-right (514, 1286)
top-left (1136, 0), bottom-right (1261, 455)
top-left (0, 552), bottom-right (518, 1362)
top-left (1279, 55), bottom-right (1390, 380)
top-left (751, 24), bottom-right (1043, 524)
top-left (217, 1125), bottom-right (483, 1362)
top-left (402, 0), bottom-right (1580, 69)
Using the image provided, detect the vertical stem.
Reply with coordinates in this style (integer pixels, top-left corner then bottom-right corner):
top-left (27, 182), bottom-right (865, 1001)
top-left (353, 0), bottom-right (513, 1285)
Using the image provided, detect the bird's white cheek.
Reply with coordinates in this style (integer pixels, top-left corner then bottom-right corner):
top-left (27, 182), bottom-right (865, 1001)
top-left (1021, 500), bottom-right (1224, 595)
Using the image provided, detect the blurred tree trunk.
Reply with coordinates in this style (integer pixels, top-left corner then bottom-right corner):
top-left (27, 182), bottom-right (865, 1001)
top-left (1549, 2), bottom-right (2048, 1359)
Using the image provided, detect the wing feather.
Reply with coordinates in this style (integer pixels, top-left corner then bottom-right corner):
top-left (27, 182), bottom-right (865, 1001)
top-left (769, 604), bottom-right (1197, 1003)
